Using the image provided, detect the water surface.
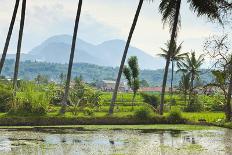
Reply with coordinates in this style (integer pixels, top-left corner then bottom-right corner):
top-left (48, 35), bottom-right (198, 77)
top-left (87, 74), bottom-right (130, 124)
top-left (0, 127), bottom-right (231, 155)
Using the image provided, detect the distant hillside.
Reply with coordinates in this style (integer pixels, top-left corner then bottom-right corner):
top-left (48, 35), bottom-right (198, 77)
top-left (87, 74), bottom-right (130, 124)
top-left (6, 34), bottom-right (165, 69)
top-left (2, 60), bottom-right (214, 86)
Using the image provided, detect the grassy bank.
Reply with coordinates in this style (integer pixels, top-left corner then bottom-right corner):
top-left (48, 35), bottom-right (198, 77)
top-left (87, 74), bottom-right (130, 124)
top-left (0, 111), bottom-right (225, 126)
top-left (0, 124), bottom-right (220, 131)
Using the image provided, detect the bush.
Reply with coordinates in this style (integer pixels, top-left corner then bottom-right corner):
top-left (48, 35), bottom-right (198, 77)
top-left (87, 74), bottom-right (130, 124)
top-left (140, 93), bottom-right (159, 109)
top-left (83, 107), bottom-right (94, 116)
top-left (210, 101), bottom-right (224, 112)
top-left (184, 97), bottom-right (203, 112)
top-left (10, 92), bottom-right (49, 115)
top-left (167, 108), bottom-right (184, 123)
top-left (134, 107), bottom-right (153, 119)
top-left (0, 88), bottom-right (12, 112)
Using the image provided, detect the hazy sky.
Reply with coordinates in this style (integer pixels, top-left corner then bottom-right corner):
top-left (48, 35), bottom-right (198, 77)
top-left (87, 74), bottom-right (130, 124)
top-left (0, 0), bottom-right (228, 57)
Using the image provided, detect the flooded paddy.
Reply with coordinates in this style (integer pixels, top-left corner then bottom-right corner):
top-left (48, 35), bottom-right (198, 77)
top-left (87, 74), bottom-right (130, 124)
top-left (0, 126), bottom-right (231, 155)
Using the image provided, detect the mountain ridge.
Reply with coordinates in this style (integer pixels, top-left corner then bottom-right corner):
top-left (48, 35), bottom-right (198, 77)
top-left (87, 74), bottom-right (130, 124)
top-left (6, 34), bottom-right (165, 69)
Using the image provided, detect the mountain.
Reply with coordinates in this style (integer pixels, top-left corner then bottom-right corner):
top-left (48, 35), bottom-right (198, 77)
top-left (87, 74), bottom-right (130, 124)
top-left (6, 35), bottom-right (165, 69)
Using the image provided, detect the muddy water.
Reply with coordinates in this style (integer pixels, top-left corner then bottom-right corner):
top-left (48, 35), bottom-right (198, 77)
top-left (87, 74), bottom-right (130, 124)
top-left (0, 128), bottom-right (231, 155)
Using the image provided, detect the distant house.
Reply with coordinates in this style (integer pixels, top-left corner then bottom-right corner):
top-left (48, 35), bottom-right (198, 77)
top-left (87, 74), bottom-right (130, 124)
top-left (98, 80), bottom-right (129, 92)
top-left (139, 87), bottom-right (174, 93)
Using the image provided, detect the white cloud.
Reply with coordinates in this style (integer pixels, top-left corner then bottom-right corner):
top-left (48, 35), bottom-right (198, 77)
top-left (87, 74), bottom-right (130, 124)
top-left (0, 0), bottom-right (226, 58)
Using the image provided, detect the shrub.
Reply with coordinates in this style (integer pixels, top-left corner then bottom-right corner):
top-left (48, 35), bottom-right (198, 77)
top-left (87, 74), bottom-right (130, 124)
top-left (0, 88), bottom-right (12, 112)
top-left (83, 107), bottom-right (94, 116)
top-left (167, 108), bottom-right (184, 123)
top-left (10, 92), bottom-right (49, 115)
top-left (134, 107), bottom-right (153, 119)
top-left (210, 101), bottom-right (224, 112)
top-left (140, 93), bottom-right (159, 109)
top-left (184, 97), bottom-right (203, 112)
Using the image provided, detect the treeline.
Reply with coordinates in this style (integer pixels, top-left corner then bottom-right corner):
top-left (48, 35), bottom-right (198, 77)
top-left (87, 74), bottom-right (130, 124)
top-left (1, 59), bottom-right (213, 86)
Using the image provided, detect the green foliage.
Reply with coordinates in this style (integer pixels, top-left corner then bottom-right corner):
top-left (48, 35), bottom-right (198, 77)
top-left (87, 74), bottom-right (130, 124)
top-left (0, 85), bottom-right (12, 112)
top-left (1, 60), bottom-right (214, 86)
top-left (83, 107), bottom-right (94, 116)
top-left (184, 97), bottom-right (203, 112)
top-left (167, 108), bottom-right (184, 123)
top-left (140, 93), bottom-right (159, 109)
top-left (9, 82), bottom-right (50, 115)
top-left (134, 107), bottom-right (153, 119)
top-left (69, 77), bottom-right (102, 115)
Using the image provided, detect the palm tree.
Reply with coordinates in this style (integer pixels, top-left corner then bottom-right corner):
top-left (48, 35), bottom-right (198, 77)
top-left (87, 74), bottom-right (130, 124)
top-left (0, 0), bottom-right (20, 75)
top-left (158, 41), bottom-right (187, 95)
top-left (177, 52), bottom-right (204, 103)
top-left (109, 0), bottom-right (144, 114)
top-left (159, 0), bottom-right (224, 115)
top-left (178, 73), bottom-right (190, 104)
top-left (61, 0), bottom-right (82, 114)
top-left (13, 0), bottom-right (27, 92)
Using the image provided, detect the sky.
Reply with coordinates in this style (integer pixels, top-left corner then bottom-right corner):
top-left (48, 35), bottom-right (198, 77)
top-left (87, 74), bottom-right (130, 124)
top-left (0, 0), bottom-right (229, 58)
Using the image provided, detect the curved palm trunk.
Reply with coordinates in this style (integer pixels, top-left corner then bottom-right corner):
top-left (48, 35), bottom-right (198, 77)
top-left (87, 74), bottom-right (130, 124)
top-left (109, 0), bottom-right (144, 114)
top-left (0, 0), bottom-right (20, 75)
top-left (160, 0), bottom-right (181, 115)
top-left (13, 0), bottom-right (26, 91)
top-left (61, 0), bottom-right (82, 114)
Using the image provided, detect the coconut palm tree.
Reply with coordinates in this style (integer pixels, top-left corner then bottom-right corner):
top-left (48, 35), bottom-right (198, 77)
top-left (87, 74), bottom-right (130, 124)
top-left (159, 0), bottom-right (224, 115)
top-left (177, 52), bottom-right (204, 103)
top-left (61, 0), bottom-right (82, 114)
top-left (0, 0), bottom-right (20, 75)
top-left (13, 0), bottom-right (26, 92)
top-left (158, 41), bottom-right (187, 95)
top-left (109, 0), bottom-right (144, 114)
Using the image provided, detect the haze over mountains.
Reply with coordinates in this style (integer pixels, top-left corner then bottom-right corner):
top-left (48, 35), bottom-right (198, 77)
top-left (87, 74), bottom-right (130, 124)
top-left (6, 35), bottom-right (165, 69)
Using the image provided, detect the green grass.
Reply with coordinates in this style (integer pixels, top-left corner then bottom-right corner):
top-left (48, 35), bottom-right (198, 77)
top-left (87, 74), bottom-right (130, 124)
top-left (181, 112), bottom-right (225, 123)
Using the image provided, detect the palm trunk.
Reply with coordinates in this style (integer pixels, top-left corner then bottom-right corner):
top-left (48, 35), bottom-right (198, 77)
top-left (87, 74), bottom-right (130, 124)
top-left (109, 0), bottom-right (144, 114)
top-left (0, 0), bottom-right (20, 75)
top-left (170, 61), bottom-right (174, 96)
top-left (160, 0), bottom-right (181, 115)
top-left (13, 0), bottom-right (26, 92)
top-left (226, 64), bottom-right (232, 121)
top-left (61, 0), bottom-right (82, 114)
top-left (189, 72), bottom-right (194, 105)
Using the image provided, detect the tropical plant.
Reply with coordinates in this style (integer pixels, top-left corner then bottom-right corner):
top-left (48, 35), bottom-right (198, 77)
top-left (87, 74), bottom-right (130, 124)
top-left (123, 56), bottom-right (140, 110)
top-left (178, 52), bottom-right (204, 106)
top-left (158, 40), bottom-right (187, 95)
top-left (109, 0), bottom-right (144, 114)
top-left (0, 0), bottom-right (20, 74)
top-left (159, 0), bottom-right (225, 115)
top-left (13, 0), bottom-right (27, 93)
top-left (178, 74), bottom-right (190, 104)
top-left (61, 0), bottom-right (82, 114)
top-left (140, 93), bottom-right (159, 111)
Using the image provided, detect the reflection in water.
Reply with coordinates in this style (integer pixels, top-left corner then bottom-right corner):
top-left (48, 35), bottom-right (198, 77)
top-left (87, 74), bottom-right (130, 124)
top-left (0, 128), bottom-right (231, 155)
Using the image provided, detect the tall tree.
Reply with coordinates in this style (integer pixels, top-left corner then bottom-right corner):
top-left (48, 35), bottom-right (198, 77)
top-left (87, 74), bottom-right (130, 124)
top-left (205, 35), bottom-right (232, 121)
top-left (61, 0), bottom-right (82, 114)
top-left (13, 0), bottom-right (26, 92)
top-left (0, 0), bottom-right (20, 75)
top-left (123, 56), bottom-right (140, 110)
top-left (159, 0), bottom-right (224, 115)
top-left (109, 0), bottom-right (144, 114)
top-left (177, 52), bottom-right (204, 104)
top-left (158, 40), bottom-right (186, 95)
